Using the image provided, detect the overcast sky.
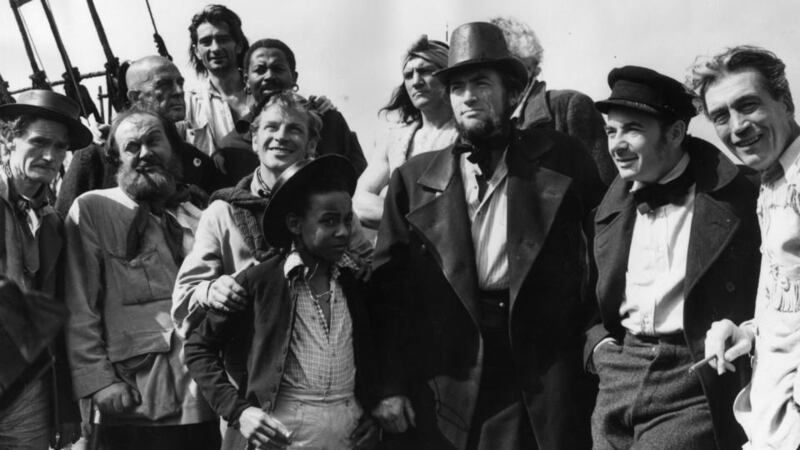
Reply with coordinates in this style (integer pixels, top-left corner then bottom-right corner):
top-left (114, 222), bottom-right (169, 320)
top-left (2, 0), bottom-right (799, 159)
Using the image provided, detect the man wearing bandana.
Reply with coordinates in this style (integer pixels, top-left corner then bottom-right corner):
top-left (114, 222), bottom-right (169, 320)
top-left (63, 108), bottom-right (219, 449)
top-left (371, 22), bottom-right (604, 449)
top-left (354, 35), bottom-right (458, 231)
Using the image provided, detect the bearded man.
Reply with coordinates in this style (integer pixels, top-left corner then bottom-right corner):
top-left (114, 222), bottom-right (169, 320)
top-left (371, 22), bottom-right (604, 449)
top-left (63, 108), bottom-right (219, 450)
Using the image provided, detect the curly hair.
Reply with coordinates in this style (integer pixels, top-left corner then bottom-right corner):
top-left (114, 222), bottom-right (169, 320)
top-left (244, 38), bottom-right (297, 73)
top-left (490, 16), bottom-right (543, 78)
top-left (688, 45), bottom-right (794, 114)
top-left (188, 4), bottom-right (250, 76)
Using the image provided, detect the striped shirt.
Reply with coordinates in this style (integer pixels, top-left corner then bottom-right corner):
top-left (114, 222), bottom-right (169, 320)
top-left (280, 251), bottom-right (358, 397)
top-left (460, 150), bottom-right (509, 290)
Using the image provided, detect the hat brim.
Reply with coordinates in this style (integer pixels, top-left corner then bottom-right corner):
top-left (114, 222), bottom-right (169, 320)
top-left (0, 103), bottom-right (93, 150)
top-left (262, 155), bottom-right (357, 249)
top-left (433, 57), bottom-right (529, 86)
top-left (594, 98), bottom-right (666, 117)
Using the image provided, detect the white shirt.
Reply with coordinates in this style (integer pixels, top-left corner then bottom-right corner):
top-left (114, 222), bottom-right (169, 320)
top-left (460, 150), bottom-right (509, 290)
top-left (179, 79), bottom-right (237, 156)
top-left (620, 153), bottom-right (694, 336)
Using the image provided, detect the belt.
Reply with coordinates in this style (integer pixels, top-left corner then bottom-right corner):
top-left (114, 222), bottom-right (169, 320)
top-left (625, 331), bottom-right (687, 346)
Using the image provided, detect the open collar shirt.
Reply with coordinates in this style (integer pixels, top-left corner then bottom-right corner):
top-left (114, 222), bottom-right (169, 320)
top-left (460, 149), bottom-right (509, 291)
top-left (280, 250), bottom-right (359, 398)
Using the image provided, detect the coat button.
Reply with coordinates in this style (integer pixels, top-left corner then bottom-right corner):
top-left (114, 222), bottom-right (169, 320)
top-left (271, 386), bottom-right (277, 393)
top-left (420, 244), bottom-right (427, 252)
top-left (725, 282), bottom-right (736, 293)
top-left (276, 365), bottom-right (282, 372)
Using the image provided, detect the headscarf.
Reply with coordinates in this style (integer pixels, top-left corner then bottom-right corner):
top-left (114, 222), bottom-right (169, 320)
top-left (402, 35), bottom-right (449, 70)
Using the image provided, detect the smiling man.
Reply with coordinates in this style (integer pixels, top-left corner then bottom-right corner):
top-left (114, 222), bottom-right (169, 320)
top-left (692, 46), bottom-right (800, 450)
top-left (371, 22), bottom-right (604, 449)
top-left (586, 66), bottom-right (760, 450)
top-left (213, 38), bottom-right (367, 185)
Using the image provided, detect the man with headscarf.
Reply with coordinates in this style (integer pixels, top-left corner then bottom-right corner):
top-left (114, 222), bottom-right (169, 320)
top-left (371, 22), bottom-right (603, 449)
top-left (354, 35), bottom-right (458, 230)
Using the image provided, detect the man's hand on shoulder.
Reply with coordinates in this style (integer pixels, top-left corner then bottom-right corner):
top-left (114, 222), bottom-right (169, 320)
top-left (203, 274), bottom-right (248, 313)
top-left (372, 395), bottom-right (416, 434)
top-left (91, 382), bottom-right (140, 415)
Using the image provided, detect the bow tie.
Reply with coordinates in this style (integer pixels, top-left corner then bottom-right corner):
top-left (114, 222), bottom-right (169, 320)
top-left (453, 141), bottom-right (490, 166)
top-left (632, 166), bottom-right (695, 214)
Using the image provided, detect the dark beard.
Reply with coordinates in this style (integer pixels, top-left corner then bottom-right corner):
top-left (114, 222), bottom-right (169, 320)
top-left (117, 155), bottom-right (180, 203)
top-left (455, 113), bottom-right (512, 150)
top-left (455, 117), bottom-right (512, 152)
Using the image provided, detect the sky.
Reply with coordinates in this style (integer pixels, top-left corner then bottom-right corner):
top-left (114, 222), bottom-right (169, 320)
top-left (2, 0), bottom-right (800, 160)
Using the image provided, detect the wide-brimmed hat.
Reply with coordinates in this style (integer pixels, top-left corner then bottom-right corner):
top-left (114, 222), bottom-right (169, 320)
top-left (595, 66), bottom-right (697, 120)
top-left (0, 90), bottom-right (93, 149)
top-left (262, 155), bottom-right (357, 249)
top-left (433, 22), bottom-right (528, 85)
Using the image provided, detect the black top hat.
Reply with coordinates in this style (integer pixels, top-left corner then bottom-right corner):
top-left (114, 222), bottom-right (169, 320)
top-left (433, 22), bottom-right (528, 85)
top-left (262, 155), bottom-right (357, 249)
top-left (0, 90), bottom-right (93, 149)
top-left (595, 66), bottom-right (697, 120)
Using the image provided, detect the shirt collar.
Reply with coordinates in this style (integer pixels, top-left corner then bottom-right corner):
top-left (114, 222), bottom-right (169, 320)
top-left (778, 134), bottom-right (800, 174)
top-left (283, 247), bottom-right (359, 281)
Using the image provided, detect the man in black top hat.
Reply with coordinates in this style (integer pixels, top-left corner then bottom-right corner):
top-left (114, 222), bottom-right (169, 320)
top-left (0, 89), bottom-right (90, 449)
top-left (371, 21), bottom-right (604, 449)
top-left (585, 66), bottom-right (759, 449)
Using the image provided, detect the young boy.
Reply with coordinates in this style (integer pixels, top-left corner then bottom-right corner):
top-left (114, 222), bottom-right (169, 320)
top-left (185, 155), bottom-right (379, 450)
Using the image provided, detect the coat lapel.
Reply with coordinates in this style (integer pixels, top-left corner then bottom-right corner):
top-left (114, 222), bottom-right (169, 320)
top-left (506, 135), bottom-right (570, 309)
top-left (684, 193), bottom-right (739, 297)
top-left (407, 150), bottom-right (481, 326)
top-left (593, 178), bottom-right (636, 335)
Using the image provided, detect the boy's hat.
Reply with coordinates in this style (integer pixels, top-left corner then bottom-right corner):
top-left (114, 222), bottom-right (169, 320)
top-left (0, 90), bottom-right (93, 149)
top-left (262, 155), bottom-right (357, 249)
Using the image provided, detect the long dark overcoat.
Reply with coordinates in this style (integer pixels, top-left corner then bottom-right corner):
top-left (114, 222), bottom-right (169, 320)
top-left (584, 137), bottom-right (760, 450)
top-left (372, 128), bottom-right (605, 449)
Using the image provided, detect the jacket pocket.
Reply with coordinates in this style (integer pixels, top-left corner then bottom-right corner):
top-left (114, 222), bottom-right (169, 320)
top-left (107, 249), bottom-right (175, 305)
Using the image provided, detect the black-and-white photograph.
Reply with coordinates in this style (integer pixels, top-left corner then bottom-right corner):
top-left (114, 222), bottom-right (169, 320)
top-left (0, 0), bottom-right (798, 449)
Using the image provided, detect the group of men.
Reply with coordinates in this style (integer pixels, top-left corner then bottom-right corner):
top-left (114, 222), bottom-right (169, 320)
top-left (0, 4), bottom-right (799, 450)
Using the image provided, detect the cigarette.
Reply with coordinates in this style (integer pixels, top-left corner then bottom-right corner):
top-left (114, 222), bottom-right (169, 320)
top-left (688, 354), bottom-right (717, 373)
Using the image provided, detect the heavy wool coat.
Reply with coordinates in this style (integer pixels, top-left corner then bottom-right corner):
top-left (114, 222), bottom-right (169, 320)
top-left (372, 128), bottom-right (605, 449)
top-left (584, 137), bottom-right (760, 450)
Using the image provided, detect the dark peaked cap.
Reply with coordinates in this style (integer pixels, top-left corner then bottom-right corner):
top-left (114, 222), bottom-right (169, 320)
top-left (595, 66), bottom-right (697, 120)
